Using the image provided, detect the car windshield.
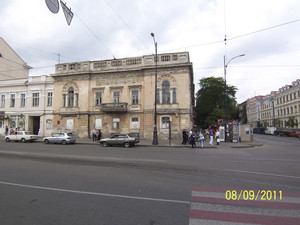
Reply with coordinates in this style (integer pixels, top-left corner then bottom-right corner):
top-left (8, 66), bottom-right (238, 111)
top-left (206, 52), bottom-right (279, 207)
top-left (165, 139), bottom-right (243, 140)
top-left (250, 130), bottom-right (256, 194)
top-left (67, 133), bottom-right (73, 136)
top-left (24, 132), bottom-right (32, 135)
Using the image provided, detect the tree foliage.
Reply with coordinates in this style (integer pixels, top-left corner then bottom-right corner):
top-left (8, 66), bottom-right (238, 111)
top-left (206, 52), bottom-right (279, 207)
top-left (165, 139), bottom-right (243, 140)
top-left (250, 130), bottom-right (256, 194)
top-left (195, 77), bottom-right (238, 127)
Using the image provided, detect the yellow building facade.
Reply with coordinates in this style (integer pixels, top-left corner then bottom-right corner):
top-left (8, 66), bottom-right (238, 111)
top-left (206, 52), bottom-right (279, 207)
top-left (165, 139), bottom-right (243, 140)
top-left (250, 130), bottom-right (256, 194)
top-left (51, 52), bottom-right (194, 140)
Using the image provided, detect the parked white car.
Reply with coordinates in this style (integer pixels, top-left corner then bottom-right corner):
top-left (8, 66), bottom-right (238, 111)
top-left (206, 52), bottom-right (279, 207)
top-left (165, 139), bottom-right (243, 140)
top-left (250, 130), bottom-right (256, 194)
top-left (264, 127), bottom-right (276, 135)
top-left (5, 131), bottom-right (38, 143)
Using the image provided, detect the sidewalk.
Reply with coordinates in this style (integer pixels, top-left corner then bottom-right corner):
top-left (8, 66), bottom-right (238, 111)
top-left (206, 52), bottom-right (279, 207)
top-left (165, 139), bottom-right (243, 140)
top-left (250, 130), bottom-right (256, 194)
top-left (76, 138), bottom-right (263, 149)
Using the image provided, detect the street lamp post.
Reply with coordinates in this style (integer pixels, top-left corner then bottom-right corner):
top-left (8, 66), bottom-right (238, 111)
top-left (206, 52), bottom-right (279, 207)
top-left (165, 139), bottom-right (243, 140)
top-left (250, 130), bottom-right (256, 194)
top-left (151, 33), bottom-right (159, 145)
top-left (224, 54), bottom-right (245, 141)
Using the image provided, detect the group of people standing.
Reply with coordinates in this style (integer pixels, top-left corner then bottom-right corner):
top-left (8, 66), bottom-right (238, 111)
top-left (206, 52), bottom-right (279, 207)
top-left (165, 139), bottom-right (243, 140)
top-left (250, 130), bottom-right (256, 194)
top-left (5, 126), bottom-right (20, 136)
top-left (182, 129), bottom-right (205, 148)
top-left (182, 127), bottom-right (220, 148)
top-left (92, 129), bottom-right (102, 141)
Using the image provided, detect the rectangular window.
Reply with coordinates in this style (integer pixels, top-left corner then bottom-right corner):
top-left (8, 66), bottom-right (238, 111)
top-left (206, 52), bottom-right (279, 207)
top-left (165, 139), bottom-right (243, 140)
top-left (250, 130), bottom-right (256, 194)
top-left (113, 91), bottom-right (120, 104)
top-left (1, 95), bottom-right (5, 108)
top-left (131, 90), bottom-right (139, 105)
top-left (172, 88), bottom-right (177, 104)
top-left (95, 118), bottom-right (102, 129)
top-left (47, 92), bottom-right (53, 107)
top-left (161, 116), bottom-right (171, 129)
top-left (10, 94), bottom-right (15, 107)
top-left (63, 94), bottom-right (66, 107)
top-left (95, 92), bottom-right (102, 106)
top-left (156, 90), bottom-right (160, 104)
top-left (20, 93), bottom-right (26, 107)
top-left (32, 93), bottom-right (39, 107)
top-left (75, 93), bottom-right (78, 107)
top-left (112, 118), bottom-right (120, 129)
top-left (66, 119), bottom-right (74, 130)
top-left (130, 117), bottom-right (139, 129)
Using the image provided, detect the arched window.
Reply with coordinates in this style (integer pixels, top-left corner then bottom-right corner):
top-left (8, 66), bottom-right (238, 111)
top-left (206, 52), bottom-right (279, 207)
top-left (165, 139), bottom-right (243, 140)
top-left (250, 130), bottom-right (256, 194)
top-left (68, 87), bottom-right (74, 107)
top-left (162, 80), bottom-right (170, 103)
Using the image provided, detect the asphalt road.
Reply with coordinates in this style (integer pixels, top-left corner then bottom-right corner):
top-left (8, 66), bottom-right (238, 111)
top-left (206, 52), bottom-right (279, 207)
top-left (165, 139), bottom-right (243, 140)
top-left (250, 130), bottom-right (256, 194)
top-left (0, 134), bottom-right (299, 225)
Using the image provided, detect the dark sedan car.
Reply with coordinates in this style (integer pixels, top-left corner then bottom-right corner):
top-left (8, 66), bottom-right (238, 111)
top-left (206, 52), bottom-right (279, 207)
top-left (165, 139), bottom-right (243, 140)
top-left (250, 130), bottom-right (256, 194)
top-left (43, 133), bottom-right (76, 145)
top-left (100, 134), bottom-right (139, 147)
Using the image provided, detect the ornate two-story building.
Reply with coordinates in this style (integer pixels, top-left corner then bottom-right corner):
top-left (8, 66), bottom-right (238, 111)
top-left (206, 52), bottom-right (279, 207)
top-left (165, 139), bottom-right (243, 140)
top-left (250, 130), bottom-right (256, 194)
top-left (51, 52), bottom-right (195, 139)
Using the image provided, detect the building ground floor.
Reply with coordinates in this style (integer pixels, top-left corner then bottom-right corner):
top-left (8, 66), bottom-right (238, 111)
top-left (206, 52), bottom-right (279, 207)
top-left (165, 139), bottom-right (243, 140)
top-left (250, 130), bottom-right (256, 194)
top-left (0, 109), bottom-right (193, 140)
top-left (0, 111), bottom-right (53, 137)
top-left (51, 110), bottom-right (193, 140)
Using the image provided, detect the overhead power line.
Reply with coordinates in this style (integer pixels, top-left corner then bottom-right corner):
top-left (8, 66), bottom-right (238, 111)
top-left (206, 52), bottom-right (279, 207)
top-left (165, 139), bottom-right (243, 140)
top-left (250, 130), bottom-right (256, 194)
top-left (164, 18), bottom-right (300, 52)
top-left (104, 0), bottom-right (151, 52)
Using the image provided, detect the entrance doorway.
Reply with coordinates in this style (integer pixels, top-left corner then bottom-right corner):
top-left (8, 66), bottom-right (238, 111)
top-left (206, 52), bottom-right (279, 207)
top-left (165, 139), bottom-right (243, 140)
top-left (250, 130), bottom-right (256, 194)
top-left (29, 116), bottom-right (40, 135)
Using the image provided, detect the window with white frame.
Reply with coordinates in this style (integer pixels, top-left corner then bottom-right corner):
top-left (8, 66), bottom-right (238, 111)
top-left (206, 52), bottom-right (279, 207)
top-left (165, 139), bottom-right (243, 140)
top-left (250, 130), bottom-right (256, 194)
top-left (112, 118), bottom-right (120, 129)
top-left (32, 93), bottom-right (39, 107)
top-left (162, 80), bottom-right (170, 103)
top-left (95, 92), bottom-right (102, 106)
top-left (20, 93), bottom-right (26, 107)
top-left (130, 117), bottom-right (139, 129)
top-left (68, 87), bottom-right (74, 107)
top-left (172, 88), bottom-right (177, 104)
top-left (10, 94), bottom-right (15, 107)
top-left (47, 92), bottom-right (53, 107)
top-left (161, 116), bottom-right (171, 129)
top-left (113, 91), bottom-right (120, 104)
top-left (66, 118), bottom-right (74, 130)
top-left (95, 118), bottom-right (102, 129)
top-left (1, 95), bottom-right (5, 108)
top-left (131, 90), bottom-right (139, 105)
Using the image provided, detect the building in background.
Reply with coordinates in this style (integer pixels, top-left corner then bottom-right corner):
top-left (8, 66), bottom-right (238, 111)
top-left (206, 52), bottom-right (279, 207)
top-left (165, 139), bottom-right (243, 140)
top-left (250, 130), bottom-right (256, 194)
top-left (0, 38), bottom-right (54, 136)
top-left (0, 37), bottom-right (31, 81)
top-left (246, 79), bottom-right (300, 129)
top-left (0, 76), bottom-right (54, 136)
top-left (51, 52), bottom-right (194, 140)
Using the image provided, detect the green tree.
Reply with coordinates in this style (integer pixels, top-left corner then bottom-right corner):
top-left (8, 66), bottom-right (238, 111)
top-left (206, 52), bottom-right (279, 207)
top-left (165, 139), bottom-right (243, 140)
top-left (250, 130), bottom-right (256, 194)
top-left (195, 77), bottom-right (238, 127)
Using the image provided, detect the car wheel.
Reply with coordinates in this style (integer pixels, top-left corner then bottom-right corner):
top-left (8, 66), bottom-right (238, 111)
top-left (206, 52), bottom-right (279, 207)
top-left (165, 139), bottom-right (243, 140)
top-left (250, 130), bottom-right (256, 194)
top-left (21, 138), bottom-right (26, 143)
top-left (44, 139), bottom-right (50, 144)
top-left (61, 140), bottom-right (67, 145)
top-left (5, 138), bottom-right (10, 142)
top-left (124, 142), bottom-right (130, 148)
top-left (102, 142), bottom-right (108, 147)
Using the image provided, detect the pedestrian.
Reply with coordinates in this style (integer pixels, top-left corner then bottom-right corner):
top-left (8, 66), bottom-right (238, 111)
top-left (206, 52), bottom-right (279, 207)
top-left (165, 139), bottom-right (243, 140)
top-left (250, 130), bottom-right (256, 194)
top-left (199, 131), bottom-right (205, 148)
top-left (216, 129), bottom-right (220, 145)
top-left (92, 128), bottom-right (97, 141)
top-left (97, 129), bottom-right (102, 141)
top-left (182, 129), bottom-right (188, 145)
top-left (5, 126), bottom-right (8, 136)
top-left (188, 129), bottom-right (193, 144)
top-left (190, 132), bottom-right (196, 148)
top-left (209, 128), bottom-right (214, 145)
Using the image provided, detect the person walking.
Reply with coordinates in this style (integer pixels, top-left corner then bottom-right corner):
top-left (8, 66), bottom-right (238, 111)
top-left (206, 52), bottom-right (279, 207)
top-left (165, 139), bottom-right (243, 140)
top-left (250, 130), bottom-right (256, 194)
top-left (190, 132), bottom-right (196, 148)
top-left (97, 129), bottom-right (102, 141)
top-left (199, 131), bottom-right (205, 148)
top-left (5, 126), bottom-right (8, 136)
top-left (216, 129), bottom-right (220, 145)
top-left (209, 128), bottom-right (214, 145)
top-left (92, 128), bottom-right (97, 141)
top-left (182, 129), bottom-right (188, 145)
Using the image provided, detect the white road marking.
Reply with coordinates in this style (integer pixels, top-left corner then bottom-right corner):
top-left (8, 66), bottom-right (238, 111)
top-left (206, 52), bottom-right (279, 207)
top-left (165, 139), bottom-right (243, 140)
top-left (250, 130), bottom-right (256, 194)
top-left (0, 181), bottom-right (190, 204)
top-left (212, 168), bottom-right (300, 179)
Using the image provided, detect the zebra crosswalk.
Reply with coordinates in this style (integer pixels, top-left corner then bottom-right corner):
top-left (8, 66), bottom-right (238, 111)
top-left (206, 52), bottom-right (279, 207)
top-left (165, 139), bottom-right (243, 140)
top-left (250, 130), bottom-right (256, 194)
top-left (189, 187), bottom-right (300, 225)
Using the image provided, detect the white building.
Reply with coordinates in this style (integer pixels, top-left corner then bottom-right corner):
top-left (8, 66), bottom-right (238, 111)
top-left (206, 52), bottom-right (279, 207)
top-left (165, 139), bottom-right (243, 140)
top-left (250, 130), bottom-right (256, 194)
top-left (0, 75), bottom-right (54, 136)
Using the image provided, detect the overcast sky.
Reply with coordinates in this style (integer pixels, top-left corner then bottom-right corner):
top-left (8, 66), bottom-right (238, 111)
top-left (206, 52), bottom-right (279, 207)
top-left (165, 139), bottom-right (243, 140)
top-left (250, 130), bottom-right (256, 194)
top-left (1, 0), bottom-right (300, 103)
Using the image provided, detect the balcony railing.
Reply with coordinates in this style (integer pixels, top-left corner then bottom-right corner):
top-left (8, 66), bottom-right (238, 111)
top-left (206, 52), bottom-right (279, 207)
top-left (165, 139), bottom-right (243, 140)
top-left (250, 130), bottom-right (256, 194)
top-left (100, 102), bottom-right (128, 113)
